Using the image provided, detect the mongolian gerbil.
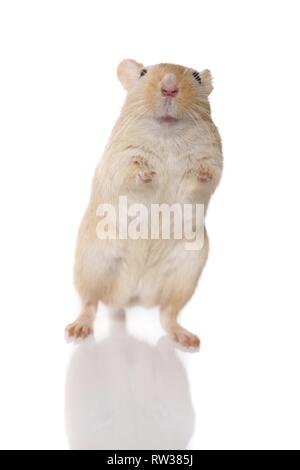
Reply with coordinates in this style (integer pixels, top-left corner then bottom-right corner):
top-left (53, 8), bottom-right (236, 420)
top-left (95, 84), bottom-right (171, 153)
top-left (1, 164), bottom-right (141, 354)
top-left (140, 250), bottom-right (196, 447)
top-left (65, 59), bottom-right (223, 349)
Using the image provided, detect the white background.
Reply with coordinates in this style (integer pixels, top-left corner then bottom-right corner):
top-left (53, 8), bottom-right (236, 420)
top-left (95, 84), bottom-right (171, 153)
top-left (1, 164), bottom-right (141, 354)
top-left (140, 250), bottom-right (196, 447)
top-left (0, 0), bottom-right (299, 450)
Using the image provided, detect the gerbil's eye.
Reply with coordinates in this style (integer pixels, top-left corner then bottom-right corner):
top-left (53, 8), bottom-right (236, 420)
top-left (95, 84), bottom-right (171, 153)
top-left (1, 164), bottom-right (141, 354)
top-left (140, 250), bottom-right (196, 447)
top-left (140, 68), bottom-right (147, 78)
top-left (192, 71), bottom-right (201, 84)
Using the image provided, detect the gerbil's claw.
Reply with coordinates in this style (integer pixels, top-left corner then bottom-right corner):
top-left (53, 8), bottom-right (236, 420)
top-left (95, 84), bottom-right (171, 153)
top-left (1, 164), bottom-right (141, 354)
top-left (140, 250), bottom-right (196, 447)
top-left (65, 320), bottom-right (93, 340)
top-left (197, 163), bottom-right (213, 183)
top-left (138, 170), bottom-right (156, 183)
top-left (131, 157), bottom-right (156, 183)
top-left (171, 328), bottom-right (200, 351)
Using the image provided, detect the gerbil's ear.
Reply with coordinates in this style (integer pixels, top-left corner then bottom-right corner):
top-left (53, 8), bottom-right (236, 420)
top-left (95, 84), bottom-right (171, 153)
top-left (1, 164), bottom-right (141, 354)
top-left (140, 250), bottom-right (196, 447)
top-left (200, 69), bottom-right (213, 95)
top-left (117, 59), bottom-right (144, 91)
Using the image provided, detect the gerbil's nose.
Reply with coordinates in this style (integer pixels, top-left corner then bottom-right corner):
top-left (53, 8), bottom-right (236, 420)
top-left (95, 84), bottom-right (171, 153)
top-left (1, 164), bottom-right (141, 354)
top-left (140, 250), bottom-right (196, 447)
top-left (161, 86), bottom-right (179, 97)
top-left (160, 73), bottom-right (179, 97)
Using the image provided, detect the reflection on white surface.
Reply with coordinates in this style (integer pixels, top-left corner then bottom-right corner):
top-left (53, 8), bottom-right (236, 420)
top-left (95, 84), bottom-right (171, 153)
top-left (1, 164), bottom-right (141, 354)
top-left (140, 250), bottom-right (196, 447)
top-left (65, 312), bottom-right (195, 450)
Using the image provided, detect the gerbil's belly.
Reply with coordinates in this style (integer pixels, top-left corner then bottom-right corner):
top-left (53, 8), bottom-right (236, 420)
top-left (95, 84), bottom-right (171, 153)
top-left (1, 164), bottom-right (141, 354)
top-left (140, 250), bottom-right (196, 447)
top-left (82, 162), bottom-right (209, 307)
top-left (115, 237), bottom-right (206, 309)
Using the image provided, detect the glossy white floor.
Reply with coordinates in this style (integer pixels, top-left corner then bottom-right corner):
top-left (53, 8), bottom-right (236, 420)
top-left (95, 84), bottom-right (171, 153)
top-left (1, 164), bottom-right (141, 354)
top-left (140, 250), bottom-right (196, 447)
top-left (1, 227), bottom-right (300, 450)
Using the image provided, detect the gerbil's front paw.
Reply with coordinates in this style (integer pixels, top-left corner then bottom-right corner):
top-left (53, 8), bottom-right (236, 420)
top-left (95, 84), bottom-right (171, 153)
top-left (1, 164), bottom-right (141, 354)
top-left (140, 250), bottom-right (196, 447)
top-left (132, 157), bottom-right (156, 183)
top-left (138, 169), bottom-right (156, 183)
top-left (197, 163), bottom-right (213, 183)
top-left (65, 319), bottom-right (93, 340)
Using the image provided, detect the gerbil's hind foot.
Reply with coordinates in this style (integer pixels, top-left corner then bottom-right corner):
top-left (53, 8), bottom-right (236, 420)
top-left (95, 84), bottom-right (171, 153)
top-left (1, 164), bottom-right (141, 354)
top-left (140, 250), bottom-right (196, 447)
top-left (170, 325), bottom-right (200, 350)
top-left (65, 319), bottom-right (93, 340)
top-left (65, 302), bottom-right (97, 341)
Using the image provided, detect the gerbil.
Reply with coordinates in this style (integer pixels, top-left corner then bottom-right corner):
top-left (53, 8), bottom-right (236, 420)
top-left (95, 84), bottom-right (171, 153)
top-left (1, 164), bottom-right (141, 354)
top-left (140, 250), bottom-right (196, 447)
top-left (65, 59), bottom-right (223, 349)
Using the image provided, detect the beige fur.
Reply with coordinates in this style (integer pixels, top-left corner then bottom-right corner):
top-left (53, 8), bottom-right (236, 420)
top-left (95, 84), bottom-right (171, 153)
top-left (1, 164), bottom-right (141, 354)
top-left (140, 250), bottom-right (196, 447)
top-left (66, 59), bottom-right (223, 349)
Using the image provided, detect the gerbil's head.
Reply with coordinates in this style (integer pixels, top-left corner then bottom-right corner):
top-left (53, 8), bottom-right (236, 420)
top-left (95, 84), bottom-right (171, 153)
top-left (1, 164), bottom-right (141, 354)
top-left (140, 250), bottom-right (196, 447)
top-left (117, 59), bottom-right (213, 123)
